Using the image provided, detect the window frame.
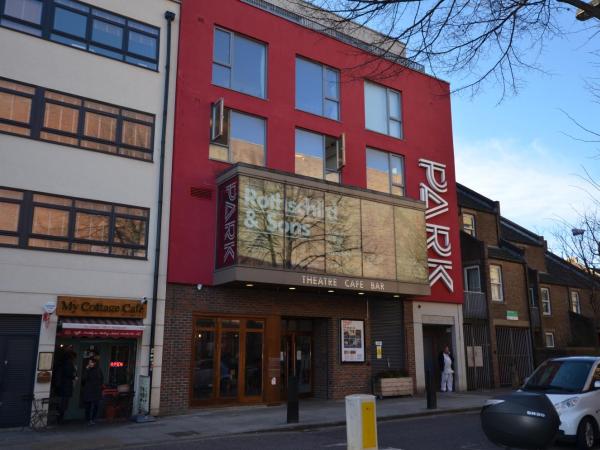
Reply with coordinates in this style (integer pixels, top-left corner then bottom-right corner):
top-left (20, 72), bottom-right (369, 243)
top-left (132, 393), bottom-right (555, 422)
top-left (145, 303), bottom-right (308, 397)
top-left (489, 264), bottom-right (504, 302)
top-left (462, 213), bottom-right (476, 237)
top-left (541, 287), bottom-right (552, 316)
top-left (0, 186), bottom-right (150, 259)
top-left (365, 147), bottom-right (405, 196)
top-left (295, 56), bottom-right (340, 121)
top-left (209, 104), bottom-right (267, 166)
top-left (364, 80), bottom-right (403, 139)
top-left (212, 26), bottom-right (267, 99)
top-left (0, 0), bottom-right (160, 71)
top-left (570, 290), bottom-right (581, 315)
top-left (294, 127), bottom-right (344, 182)
top-left (544, 332), bottom-right (555, 349)
top-left (0, 76), bottom-right (155, 162)
top-left (463, 265), bottom-right (481, 293)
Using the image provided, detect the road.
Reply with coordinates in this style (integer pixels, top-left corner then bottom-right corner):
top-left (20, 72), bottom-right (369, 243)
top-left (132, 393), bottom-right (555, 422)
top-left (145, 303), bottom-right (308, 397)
top-left (131, 412), bottom-right (573, 450)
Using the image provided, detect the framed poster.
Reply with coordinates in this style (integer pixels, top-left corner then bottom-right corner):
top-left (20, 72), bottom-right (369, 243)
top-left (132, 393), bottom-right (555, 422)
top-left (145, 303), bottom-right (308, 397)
top-left (340, 319), bottom-right (365, 363)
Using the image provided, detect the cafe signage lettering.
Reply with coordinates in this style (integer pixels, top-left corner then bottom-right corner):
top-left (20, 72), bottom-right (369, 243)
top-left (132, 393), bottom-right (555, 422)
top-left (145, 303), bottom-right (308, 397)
top-left (419, 159), bottom-right (454, 292)
top-left (57, 297), bottom-right (147, 319)
top-left (300, 274), bottom-right (385, 291)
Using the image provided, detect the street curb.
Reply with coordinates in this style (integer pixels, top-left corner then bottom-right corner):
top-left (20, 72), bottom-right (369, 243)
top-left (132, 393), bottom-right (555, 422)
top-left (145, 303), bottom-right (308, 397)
top-left (112, 406), bottom-right (482, 449)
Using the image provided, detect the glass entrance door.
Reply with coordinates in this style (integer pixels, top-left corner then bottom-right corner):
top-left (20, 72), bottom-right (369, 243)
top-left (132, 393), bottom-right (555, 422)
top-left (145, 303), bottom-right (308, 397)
top-left (280, 332), bottom-right (312, 398)
top-left (192, 317), bottom-right (264, 405)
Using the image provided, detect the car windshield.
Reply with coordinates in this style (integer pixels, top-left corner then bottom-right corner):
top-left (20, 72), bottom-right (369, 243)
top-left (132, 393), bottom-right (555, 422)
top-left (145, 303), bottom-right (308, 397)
top-left (523, 360), bottom-right (593, 393)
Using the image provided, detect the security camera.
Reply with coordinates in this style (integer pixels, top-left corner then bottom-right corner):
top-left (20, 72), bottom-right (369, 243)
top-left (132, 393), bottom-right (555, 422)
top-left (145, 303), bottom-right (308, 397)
top-left (141, 297), bottom-right (148, 305)
top-left (197, 284), bottom-right (203, 291)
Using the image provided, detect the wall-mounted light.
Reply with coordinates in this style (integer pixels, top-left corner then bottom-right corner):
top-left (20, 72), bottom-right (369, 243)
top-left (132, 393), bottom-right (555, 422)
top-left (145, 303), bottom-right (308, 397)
top-left (245, 283), bottom-right (254, 287)
top-left (358, 292), bottom-right (365, 295)
top-left (328, 290), bottom-right (335, 293)
top-left (289, 287), bottom-right (296, 290)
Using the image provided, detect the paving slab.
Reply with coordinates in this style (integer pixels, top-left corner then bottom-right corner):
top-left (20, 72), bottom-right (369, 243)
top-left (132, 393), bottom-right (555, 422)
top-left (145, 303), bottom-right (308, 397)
top-left (0, 391), bottom-right (501, 450)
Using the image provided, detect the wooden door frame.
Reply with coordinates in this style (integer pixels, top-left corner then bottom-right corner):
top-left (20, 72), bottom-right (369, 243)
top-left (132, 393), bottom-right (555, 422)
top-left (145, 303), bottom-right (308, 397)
top-left (189, 315), bottom-right (266, 407)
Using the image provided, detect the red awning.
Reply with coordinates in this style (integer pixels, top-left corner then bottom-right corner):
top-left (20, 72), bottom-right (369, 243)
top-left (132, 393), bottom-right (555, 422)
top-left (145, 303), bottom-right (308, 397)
top-left (57, 317), bottom-right (145, 338)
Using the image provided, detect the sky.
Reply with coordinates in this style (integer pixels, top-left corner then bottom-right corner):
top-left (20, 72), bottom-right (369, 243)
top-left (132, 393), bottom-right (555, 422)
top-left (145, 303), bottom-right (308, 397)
top-left (449, 9), bottom-right (599, 252)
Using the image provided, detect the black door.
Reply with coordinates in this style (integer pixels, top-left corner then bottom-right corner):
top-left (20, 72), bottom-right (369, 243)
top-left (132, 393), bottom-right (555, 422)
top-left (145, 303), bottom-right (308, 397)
top-left (0, 315), bottom-right (40, 428)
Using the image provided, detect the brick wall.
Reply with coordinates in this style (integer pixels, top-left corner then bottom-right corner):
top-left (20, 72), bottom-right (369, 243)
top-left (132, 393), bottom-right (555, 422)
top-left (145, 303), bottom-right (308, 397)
top-left (160, 283), bottom-right (383, 415)
top-left (487, 259), bottom-right (529, 322)
top-left (461, 208), bottom-right (499, 246)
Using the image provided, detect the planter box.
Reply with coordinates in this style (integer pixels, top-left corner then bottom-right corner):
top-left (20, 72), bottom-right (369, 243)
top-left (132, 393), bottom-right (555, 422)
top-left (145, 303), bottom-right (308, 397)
top-left (374, 377), bottom-right (413, 398)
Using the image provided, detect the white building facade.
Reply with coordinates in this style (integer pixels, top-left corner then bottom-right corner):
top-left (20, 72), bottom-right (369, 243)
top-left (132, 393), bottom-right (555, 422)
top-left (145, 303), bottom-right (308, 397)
top-left (0, 0), bottom-right (179, 426)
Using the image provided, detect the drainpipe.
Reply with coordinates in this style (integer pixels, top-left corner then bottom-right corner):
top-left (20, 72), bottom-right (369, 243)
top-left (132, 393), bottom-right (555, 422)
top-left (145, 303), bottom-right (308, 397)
top-left (148, 9), bottom-right (176, 412)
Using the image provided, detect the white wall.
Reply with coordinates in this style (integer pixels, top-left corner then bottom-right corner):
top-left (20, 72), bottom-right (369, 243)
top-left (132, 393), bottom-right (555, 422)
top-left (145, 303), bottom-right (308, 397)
top-left (0, 0), bottom-right (179, 417)
top-left (411, 301), bottom-right (467, 392)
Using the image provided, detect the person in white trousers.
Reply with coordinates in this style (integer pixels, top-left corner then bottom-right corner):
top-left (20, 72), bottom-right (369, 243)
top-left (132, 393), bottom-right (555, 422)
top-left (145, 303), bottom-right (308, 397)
top-left (439, 345), bottom-right (454, 392)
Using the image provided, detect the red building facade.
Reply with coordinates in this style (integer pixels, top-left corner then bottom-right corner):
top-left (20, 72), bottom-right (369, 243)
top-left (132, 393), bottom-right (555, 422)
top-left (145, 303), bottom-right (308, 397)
top-left (162, 0), bottom-right (463, 413)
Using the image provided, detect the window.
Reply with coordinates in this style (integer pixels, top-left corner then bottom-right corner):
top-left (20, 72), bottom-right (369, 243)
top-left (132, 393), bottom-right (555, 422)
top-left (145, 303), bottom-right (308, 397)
top-left (544, 332), bottom-right (555, 348)
top-left (464, 266), bottom-right (481, 292)
top-left (571, 291), bottom-right (581, 314)
top-left (0, 0), bottom-right (159, 70)
top-left (541, 288), bottom-right (551, 316)
top-left (0, 77), bottom-right (155, 161)
top-left (366, 148), bottom-right (405, 196)
top-left (490, 265), bottom-right (504, 302)
top-left (0, 187), bottom-right (149, 258)
top-left (364, 81), bottom-right (402, 138)
top-left (294, 129), bottom-right (344, 182)
top-left (212, 28), bottom-right (266, 99)
top-left (296, 57), bottom-right (340, 120)
top-left (209, 103), bottom-right (266, 166)
top-left (463, 213), bottom-right (476, 237)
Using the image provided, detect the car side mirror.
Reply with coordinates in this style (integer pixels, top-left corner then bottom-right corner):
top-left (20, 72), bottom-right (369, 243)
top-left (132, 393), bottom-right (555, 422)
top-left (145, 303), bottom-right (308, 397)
top-left (594, 380), bottom-right (600, 390)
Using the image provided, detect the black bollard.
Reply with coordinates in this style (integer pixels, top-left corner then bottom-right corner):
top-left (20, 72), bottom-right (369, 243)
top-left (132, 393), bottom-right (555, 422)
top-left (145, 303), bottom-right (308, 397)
top-left (287, 375), bottom-right (299, 423)
top-left (425, 369), bottom-right (437, 409)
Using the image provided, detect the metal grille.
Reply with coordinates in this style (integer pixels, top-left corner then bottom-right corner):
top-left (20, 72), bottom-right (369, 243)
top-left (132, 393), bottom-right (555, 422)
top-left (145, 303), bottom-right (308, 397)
top-left (463, 323), bottom-right (492, 389)
top-left (495, 327), bottom-right (534, 386)
top-left (241, 0), bottom-right (425, 73)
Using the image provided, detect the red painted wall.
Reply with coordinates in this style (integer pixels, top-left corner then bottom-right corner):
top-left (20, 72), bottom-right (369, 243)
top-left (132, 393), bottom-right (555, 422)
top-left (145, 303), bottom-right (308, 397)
top-left (169, 0), bottom-right (463, 304)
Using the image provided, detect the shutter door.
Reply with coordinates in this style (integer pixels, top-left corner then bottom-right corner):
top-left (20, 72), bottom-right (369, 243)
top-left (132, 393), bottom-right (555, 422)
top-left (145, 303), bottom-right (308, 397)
top-left (369, 299), bottom-right (404, 374)
top-left (0, 315), bottom-right (40, 428)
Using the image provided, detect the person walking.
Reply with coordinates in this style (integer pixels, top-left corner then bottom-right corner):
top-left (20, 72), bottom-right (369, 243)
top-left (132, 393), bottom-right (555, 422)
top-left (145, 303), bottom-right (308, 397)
top-left (438, 345), bottom-right (454, 392)
top-left (81, 357), bottom-right (104, 425)
top-left (55, 350), bottom-right (77, 423)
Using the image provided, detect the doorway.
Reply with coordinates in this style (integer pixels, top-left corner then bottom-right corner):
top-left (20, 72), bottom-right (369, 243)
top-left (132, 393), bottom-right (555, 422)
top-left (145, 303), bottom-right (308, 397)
top-left (191, 317), bottom-right (264, 405)
top-left (0, 315), bottom-right (40, 428)
top-left (280, 319), bottom-right (313, 398)
top-left (52, 338), bottom-right (137, 421)
top-left (422, 324), bottom-right (453, 391)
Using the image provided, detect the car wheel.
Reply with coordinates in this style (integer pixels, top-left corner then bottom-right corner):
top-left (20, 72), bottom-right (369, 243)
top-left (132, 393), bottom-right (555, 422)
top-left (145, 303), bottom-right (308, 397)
top-left (576, 417), bottom-right (597, 450)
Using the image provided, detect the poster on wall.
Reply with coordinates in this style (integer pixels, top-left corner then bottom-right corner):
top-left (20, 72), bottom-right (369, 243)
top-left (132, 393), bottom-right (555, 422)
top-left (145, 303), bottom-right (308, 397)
top-left (341, 319), bottom-right (365, 363)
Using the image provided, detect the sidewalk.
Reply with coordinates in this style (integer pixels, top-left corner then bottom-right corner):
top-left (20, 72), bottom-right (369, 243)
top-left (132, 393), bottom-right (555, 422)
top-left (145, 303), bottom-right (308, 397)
top-left (0, 390), bottom-right (501, 450)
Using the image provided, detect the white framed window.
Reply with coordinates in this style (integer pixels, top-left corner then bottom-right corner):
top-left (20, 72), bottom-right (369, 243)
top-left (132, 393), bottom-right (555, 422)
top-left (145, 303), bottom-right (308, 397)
top-left (544, 332), bottom-right (555, 348)
top-left (462, 213), bottom-right (476, 237)
top-left (464, 266), bottom-right (481, 292)
top-left (541, 287), bottom-right (551, 316)
top-left (366, 148), bottom-right (405, 196)
top-left (364, 81), bottom-right (402, 138)
top-left (490, 265), bottom-right (504, 302)
top-left (296, 57), bottom-right (340, 120)
top-left (210, 102), bottom-right (266, 166)
top-left (295, 128), bottom-right (344, 182)
top-left (570, 291), bottom-right (581, 314)
top-left (212, 28), bottom-right (266, 98)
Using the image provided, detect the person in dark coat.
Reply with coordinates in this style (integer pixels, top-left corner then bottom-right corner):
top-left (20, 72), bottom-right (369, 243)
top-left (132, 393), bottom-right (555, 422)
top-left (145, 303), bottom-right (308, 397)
top-left (55, 350), bottom-right (77, 423)
top-left (81, 357), bottom-right (104, 425)
top-left (438, 345), bottom-right (454, 392)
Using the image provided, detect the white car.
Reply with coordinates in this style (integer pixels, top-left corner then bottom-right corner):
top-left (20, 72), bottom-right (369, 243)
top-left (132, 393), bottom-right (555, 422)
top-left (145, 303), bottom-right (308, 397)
top-left (521, 356), bottom-right (600, 449)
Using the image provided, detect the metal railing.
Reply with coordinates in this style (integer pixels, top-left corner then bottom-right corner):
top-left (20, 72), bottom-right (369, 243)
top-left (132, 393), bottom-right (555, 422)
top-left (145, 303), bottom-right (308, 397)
top-left (463, 291), bottom-right (487, 320)
top-left (241, 0), bottom-right (425, 73)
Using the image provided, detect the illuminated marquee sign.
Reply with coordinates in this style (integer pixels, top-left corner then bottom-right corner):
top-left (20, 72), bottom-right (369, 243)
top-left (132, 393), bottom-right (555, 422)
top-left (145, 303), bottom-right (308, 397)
top-left (419, 159), bottom-right (454, 292)
top-left (215, 166), bottom-right (431, 295)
